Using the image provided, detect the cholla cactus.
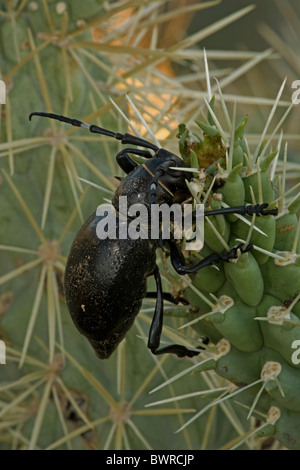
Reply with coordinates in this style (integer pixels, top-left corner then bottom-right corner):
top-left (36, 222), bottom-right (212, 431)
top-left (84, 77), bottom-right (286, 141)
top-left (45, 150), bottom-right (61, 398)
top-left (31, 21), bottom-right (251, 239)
top-left (147, 81), bottom-right (300, 450)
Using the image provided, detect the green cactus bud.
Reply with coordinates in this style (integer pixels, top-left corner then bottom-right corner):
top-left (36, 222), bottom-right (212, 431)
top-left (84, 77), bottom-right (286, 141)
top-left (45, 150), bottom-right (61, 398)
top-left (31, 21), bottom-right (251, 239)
top-left (260, 357), bottom-right (300, 412)
top-left (195, 120), bottom-right (219, 137)
top-left (231, 116), bottom-right (248, 167)
top-left (224, 249), bottom-right (264, 306)
top-left (187, 245), bottom-right (226, 293)
top-left (243, 168), bottom-right (276, 204)
top-left (208, 295), bottom-right (263, 352)
top-left (275, 211), bottom-right (300, 252)
top-left (212, 283), bottom-right (263, 352)
top-left (256, 295), bottom-right (300, 367)
top-left (232, 214), bottom-right (276, 264)
top-left (187, 313), bottom-right (224, 344)
top-left (183, 285), bottom-right (223, 343)
top-left (207, 95), bottom-right (216, 126)
top-left (235, 115), bottom-right (248, 141)
top-left (214, 339), bottom-right (262, 385)
top-left (204, 200), bottom-right (231, 253)
top-left (271, 406), bottom-right (300, 450)
top-left (177, 124), bottom-right (202, 164)
top-left (260, 252), bottom-right (300, 310)
top-left (232, 144), bottom-right (244, 167)
top-left (259, 151), bottom-right (278, 173)
top-left (216, 165), bottom-right (245, 222)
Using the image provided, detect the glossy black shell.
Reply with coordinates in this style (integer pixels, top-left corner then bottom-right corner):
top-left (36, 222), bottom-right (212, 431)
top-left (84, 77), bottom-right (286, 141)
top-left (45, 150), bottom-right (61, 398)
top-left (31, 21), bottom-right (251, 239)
top-left (64, 155), bottom-right (191, 359)
top-left (64, 211), bottom-right (158, 359)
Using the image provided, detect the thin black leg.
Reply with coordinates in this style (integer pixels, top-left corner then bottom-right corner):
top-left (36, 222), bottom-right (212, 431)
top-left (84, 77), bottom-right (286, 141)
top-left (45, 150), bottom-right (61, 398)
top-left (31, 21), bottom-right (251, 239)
top-left (201, 203), bottom-right (278, 218)
top-left (145, 292), bottom-right (189, 305)
top-left (168, 240), bottom-right (253, 275)
top-left (147, 268), bottom-right (202, 357)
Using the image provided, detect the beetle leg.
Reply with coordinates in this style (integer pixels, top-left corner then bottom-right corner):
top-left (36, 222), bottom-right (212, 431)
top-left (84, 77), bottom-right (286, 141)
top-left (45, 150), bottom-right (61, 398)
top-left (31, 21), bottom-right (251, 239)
top-left (145, 291), bottom-right (189, 305)
top-left (200, 203), bottom-right (278, 218)
top-left (147, 268), bottom-right (202, 357)
top-left (167, 239), bottom-right (253, 275)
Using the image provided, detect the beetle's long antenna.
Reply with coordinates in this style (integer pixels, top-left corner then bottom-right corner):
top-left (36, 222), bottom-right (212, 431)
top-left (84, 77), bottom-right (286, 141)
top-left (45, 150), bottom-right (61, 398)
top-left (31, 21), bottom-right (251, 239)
top-left (29, 112), bottom-right (159, 151)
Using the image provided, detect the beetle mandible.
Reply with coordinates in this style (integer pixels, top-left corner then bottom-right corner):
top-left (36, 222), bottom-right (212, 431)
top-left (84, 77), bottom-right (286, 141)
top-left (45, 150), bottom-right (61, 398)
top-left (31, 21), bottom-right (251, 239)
top-left (29, 112), bottom-right (278, 359)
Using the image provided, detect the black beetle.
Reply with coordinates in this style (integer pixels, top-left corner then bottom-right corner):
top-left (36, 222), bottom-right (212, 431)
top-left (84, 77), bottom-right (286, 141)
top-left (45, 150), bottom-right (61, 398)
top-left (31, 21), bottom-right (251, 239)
top-left (29, 112), bottom-right (278, 359)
